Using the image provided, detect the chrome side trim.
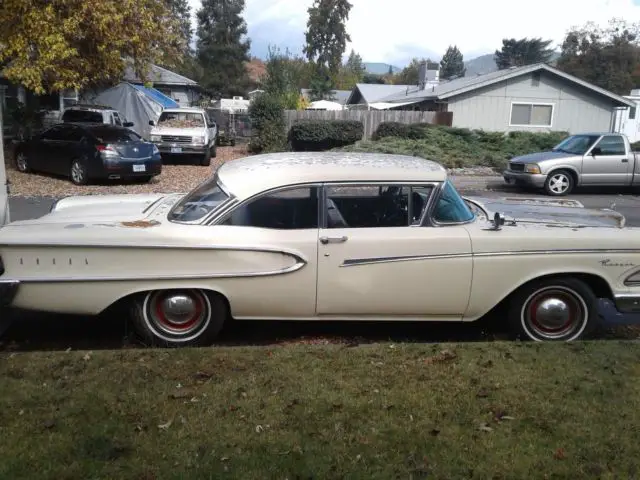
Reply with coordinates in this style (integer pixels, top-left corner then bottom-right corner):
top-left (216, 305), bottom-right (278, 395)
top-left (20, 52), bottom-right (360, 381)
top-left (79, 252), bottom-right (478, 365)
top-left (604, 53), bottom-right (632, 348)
top-left (5, 259), bottom-right (307, 284)
top-left (341, 248), bottom-right (640, 267)
top-left (613, 294), bottom-right (640, 314)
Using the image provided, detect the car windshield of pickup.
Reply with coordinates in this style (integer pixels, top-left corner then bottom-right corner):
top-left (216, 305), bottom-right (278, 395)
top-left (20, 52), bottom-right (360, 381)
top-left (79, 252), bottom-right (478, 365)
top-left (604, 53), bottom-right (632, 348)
top-left (553, 134), bottom-right (601, 155)
top-left (168, 176), bottom-right (230, 222)
top-left (157, 112), bottom-right (205, 129)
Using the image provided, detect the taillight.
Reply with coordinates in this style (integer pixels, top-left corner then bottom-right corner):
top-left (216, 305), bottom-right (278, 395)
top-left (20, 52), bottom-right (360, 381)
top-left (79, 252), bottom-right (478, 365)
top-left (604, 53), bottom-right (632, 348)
top-left (96, 144), bottom-right (116, 153)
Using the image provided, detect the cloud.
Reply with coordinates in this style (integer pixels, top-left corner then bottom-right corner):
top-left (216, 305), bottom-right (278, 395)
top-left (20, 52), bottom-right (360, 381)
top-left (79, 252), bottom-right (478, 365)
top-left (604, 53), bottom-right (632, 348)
top-left (188, 0), bottom-right (640, 66)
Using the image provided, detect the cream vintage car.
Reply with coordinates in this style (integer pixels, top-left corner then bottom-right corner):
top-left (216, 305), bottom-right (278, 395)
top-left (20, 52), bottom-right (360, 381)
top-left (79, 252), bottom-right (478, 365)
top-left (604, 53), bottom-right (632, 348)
top-left (0, 152), bottom-right (639, 346)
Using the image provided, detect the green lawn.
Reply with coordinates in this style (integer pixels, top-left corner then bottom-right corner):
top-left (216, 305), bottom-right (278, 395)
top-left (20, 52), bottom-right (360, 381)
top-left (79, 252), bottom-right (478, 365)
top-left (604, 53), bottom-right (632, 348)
top-left (1, 341), bottom-right (640, 479)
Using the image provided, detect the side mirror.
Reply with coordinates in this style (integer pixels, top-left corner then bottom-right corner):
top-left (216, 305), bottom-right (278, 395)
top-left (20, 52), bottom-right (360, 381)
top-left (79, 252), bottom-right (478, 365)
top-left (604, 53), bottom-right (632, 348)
top-left (492, 212), bottom-right (506, 231)
top-left (123, 122), bottom-right (134, 128)
top-left (149, 120), bottom-right (155, 126)
top-left (591, 147), bottom-right (601, 156)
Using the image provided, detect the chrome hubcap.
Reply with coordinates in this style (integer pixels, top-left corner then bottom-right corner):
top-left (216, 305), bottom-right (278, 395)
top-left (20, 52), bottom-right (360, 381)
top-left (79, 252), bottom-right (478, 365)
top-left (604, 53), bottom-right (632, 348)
top-left (549, 174), bottom-right (570, 194)
top-left (145, 290), bottom-right (211, 340)
top-left (71, 162), bottom-right (84, 183)
top-left (16, 154), bottom-right (27, 171)
top-left (522, 287), bottom-right (587, 340)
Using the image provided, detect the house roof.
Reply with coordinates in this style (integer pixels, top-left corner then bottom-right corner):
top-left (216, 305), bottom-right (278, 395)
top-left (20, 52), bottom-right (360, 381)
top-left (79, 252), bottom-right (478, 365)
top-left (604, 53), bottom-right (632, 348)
top-left (380, 63), bottom-right (636, 108)
top-left (301, 89), bottom-right (352, 105)
top-left (346, 84), bottom-right (413, 105)
top-left (123, 63), bottom-right (199, 87)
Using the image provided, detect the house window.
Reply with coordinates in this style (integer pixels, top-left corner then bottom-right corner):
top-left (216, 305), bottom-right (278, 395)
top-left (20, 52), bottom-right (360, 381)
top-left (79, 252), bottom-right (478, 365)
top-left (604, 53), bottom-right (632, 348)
top-left (630, 107), bottom-right (637, 120)
top-left (510, 103), bottom-right (553, 127)
top-left (61, 89), bottom-right (79, 109)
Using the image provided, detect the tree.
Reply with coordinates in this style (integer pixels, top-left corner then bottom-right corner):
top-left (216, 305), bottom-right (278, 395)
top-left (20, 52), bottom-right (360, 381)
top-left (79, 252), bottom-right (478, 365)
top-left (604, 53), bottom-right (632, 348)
top-left (394, 58), bottom-right (438, 85)
top-left (335, 49), bottom-right (365, 90)
top-left (165, 0), bottom-right (193, 53)
top-left (556, 18), bottom-right (640, 95)
top-left (261, 46), bottom-right (311, 109)
top-left (362, 73), bottom-right (386, 84)
top-left (0, 0), bottom-right (184, 94)
top-left (440, 45), bottom-right (466, 79)
top-left (196, 0), bottom-right (251, 98)
top-left (309, 66), bottom-right (336, 101)
top-left (494, 38), bottom-right (555, 70)
top-left (303, 0), bottom-right (353, 75)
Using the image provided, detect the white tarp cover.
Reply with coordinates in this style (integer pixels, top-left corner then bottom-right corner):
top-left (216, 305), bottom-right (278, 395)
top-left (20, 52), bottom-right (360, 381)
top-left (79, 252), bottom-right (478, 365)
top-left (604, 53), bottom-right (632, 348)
top-left (306, 100), bottom-right (344, 111)
top-left (81, 82), bottom-right (169, 139)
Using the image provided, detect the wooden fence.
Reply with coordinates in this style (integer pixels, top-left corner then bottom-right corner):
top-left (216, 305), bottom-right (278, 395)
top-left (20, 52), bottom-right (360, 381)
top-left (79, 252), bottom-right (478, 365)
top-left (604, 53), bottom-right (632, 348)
top-left (283, 110), bottom-right (453, 140)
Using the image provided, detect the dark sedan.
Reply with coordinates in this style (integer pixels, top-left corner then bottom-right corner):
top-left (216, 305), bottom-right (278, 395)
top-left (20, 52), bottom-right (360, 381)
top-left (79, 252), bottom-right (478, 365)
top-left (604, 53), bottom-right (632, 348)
top-left (13, 123), bottom-right (163, 185)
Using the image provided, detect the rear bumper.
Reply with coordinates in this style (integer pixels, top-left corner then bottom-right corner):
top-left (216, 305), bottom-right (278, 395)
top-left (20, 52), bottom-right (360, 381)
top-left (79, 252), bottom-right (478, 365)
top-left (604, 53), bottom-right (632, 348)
top-left (0, 280), bottom-right (19, 308)
top-left (503, 170), bottom-right (547, 188)
top-left (100, 160), bottom-right (162, 179)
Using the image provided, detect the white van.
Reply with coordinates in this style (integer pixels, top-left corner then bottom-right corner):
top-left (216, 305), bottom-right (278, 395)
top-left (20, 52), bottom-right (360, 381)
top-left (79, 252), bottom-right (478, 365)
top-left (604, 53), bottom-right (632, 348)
top-left (149, 107), bottom-right (217, 166)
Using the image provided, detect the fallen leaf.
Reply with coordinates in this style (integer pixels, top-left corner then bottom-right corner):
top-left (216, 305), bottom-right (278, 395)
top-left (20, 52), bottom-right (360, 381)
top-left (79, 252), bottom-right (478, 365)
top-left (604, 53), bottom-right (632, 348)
top-left (424, 350), bottom-right (457, 364)
top-left (554, 448), bottom-right (566, 460)
top-left (476, 389), bottom-right (490, 398)
top-left (430, 429), bottom-right (441, 436)
top-left (42, 420), bottom-right (56, 430)
top-left (158, 420), bottom-right (172, 431)
top-left (82, 353), bottom-right (91, 361)
top-left (478, 423), bottom-right (493, 432)
top-left (168, 392), bottom-right (191, 400)
top-left (255, 425), bottom-right (264, 433)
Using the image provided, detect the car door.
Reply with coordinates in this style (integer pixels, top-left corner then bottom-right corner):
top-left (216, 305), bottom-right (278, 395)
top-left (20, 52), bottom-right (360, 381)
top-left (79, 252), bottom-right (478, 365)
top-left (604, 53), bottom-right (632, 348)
top-left (315, 182), bottom-right (473, 319)
top-left (215, 184), bottom-right (320, 319)
top-left (29, 125), bottom-right (67, 173)
top-left (581, 135), bottom-right (630, 185)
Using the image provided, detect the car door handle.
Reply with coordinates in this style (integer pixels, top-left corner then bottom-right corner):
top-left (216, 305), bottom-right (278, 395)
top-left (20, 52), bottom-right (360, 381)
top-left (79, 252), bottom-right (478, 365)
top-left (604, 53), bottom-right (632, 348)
top-left (320, 236), bottom-right (348, 245)
top-left (622, 158), bottom-right (629, 163)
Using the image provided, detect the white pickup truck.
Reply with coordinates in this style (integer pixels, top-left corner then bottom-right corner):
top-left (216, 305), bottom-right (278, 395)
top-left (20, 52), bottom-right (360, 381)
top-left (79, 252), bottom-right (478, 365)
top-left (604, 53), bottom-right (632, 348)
top-left (503, 132), bottom-right (640, 196)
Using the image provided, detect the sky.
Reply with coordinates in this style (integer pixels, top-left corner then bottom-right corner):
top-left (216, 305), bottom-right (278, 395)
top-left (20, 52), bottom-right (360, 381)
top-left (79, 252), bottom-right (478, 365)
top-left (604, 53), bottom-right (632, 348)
top-left (187, 0), bottom-right (640, 67)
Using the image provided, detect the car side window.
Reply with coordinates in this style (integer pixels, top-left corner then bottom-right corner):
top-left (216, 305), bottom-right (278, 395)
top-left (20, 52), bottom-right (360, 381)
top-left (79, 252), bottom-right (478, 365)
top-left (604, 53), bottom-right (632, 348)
top-left (324, 184), bottom-right (433, 229)
top-left (112, 113), bottom-right (122, 126)
top-left (594, 136), bottom-right (626, 156)
top-left (40, 126), bottom-right (65, 141)
top-left (222, 187), bottom-right (319, 229)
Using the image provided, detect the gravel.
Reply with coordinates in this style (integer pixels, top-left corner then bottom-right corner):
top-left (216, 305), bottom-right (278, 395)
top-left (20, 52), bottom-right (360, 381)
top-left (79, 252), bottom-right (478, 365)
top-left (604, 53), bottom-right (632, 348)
top-left (4, 145), bottom-right (249, 198)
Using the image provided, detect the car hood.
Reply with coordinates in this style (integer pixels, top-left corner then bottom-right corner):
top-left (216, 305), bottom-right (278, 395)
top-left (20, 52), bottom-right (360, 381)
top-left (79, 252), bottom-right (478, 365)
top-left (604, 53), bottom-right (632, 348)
top-left (6, 193), bottom-right (186, 226)
top-left (150, 126), bottom-right (207, 136)
top-left (463, 195), bottom-right (625, 229)
top-left (509, 150), bottom-right (579, 164)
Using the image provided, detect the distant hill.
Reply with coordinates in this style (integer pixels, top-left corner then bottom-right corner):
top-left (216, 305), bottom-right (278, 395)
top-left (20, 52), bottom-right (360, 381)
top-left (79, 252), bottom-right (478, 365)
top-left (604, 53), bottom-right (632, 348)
top-left (363, 62), bottom-right (401, 75)
top-left (463, 52), bottom-right (561, 77)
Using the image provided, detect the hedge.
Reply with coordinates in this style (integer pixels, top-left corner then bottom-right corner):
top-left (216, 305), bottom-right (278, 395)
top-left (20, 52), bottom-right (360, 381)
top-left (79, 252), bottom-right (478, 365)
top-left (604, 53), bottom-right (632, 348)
top-left (248, 94), bottom-right (287, 153)
top-left (289, 120), bottom-right (364, 151)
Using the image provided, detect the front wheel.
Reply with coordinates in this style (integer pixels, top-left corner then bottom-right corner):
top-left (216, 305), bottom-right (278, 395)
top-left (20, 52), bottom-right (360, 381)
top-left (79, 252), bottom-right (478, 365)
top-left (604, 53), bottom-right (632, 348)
top-left (130, 289), bottom-right (228, 347)
top-left (15, 151), bottom-right (31, 173)
top-left (70, 159), bottom-right (89, 185)
top-left (507, 277), bottom-right (598, 342)
top-left (544, 170), bottom-right (574, 196)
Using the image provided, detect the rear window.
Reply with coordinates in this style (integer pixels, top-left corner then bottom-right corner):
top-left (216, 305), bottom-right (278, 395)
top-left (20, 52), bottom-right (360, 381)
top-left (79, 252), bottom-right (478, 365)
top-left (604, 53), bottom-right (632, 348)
top-left (62, 109), bottom-right (103, 123)
top-left (90, 128), bottom-right (142, 143)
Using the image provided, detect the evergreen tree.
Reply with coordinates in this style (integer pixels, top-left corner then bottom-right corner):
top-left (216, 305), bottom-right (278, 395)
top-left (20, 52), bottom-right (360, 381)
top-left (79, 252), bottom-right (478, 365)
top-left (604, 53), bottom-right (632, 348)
top-left (440, 45), bottom-right (466, 79)
top-left (494, 38), bottom-right (555, 70)
top-left (196, 0), bottom-right (251, 98)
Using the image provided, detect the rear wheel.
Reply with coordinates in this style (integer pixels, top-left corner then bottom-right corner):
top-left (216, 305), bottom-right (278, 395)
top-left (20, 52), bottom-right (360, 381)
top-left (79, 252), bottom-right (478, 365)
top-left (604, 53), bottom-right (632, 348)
top-left (507, 277), bottom-right (598, 341)
top-left (70, 159), bottom-right (89, 185)
top-left (130, 289), bottom-right (228, 347)
top-left (544, 170), bottom-right (574, 196)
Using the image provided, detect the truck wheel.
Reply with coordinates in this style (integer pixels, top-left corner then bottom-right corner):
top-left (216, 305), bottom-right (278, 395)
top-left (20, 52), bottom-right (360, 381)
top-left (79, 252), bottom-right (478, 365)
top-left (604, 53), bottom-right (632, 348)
top-left (211, 144), bottom-right (217, 158)
top-left (201, 147), bottom-right (211, 166)
top-left (544, 170), bottom-right (574, 196)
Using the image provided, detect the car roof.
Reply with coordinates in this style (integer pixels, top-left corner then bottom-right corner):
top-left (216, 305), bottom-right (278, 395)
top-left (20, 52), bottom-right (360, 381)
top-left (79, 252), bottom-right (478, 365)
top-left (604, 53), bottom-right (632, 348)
top-left (64, 104), bottom-right (115, 112)
top-left (216, 152), bottom-right (447, 200)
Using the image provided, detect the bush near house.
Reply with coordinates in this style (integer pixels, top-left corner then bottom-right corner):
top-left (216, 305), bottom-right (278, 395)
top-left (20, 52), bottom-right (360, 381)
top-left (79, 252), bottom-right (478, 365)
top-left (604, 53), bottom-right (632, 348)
top-left (248, 94), bottom-right (288, 154)
top-left (342, 123), bottom-right (569, 170)
top-left (289, 120), bottom-right (364, 151)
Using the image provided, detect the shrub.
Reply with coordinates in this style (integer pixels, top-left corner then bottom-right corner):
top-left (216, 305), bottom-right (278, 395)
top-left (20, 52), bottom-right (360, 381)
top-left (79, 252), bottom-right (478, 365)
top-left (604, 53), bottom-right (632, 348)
top-left (338, 124), bottom-right (571, 170)
top-left (247, 94), bottom-right (287, 154)
top-left (289, 120), bottom-right (363, 151)
top-left (632, 141), bottom-right (640, 151)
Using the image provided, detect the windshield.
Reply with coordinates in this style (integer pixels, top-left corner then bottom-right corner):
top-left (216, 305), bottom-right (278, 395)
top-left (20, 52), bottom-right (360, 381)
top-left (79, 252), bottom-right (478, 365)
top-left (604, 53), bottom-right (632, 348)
top-left (433, 181), bottom-right (475, 223)
top-left (62, 110), bottom-right (103, 123)
top-left (157, 111), bottom-right (205, 128)
top-left (168, 176), bottom-right (230, 222)
top-left (553, 135), bottom-right (600, 155)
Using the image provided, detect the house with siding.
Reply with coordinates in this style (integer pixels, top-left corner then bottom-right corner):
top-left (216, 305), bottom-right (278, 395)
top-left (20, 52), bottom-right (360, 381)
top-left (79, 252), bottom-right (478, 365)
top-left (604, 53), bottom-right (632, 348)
top-left (121, 63), bottom-right (201, 106)
top-left (345, 63), bottom-right (635, 134)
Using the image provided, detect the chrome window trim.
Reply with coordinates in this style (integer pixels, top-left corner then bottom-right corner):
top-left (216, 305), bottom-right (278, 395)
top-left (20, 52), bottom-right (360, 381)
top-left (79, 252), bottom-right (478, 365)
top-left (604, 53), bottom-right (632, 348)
top-left (208, 182), bottom-right (323, 228)
top-left (320, 181), bottom-right (441, 229)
